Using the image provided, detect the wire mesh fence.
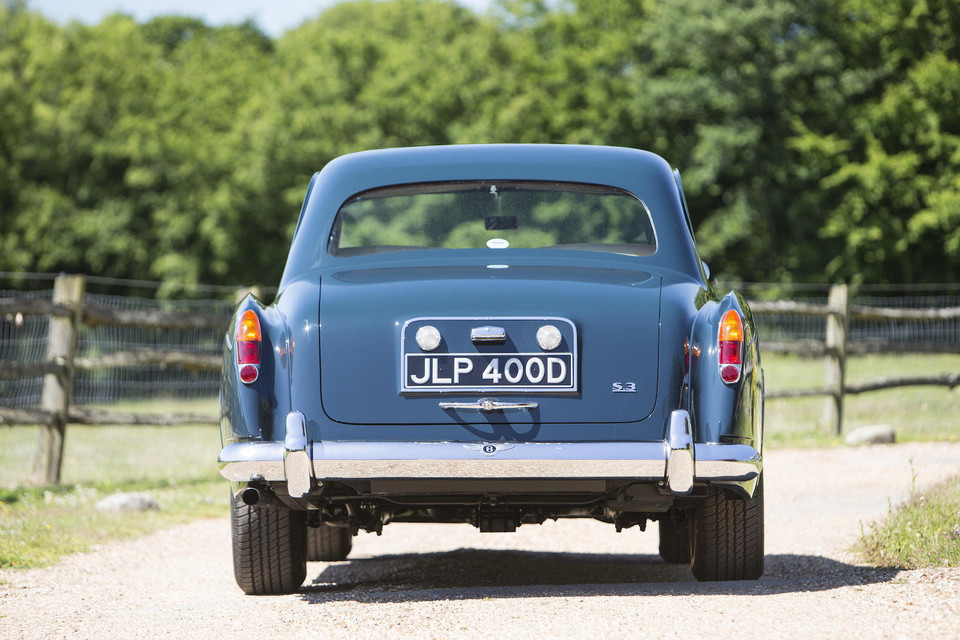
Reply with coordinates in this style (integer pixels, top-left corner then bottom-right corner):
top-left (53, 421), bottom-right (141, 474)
top-left (72, 293), bottom-right (234, 406)
top-left (3, 275), bottom-right (960, 413)
top-left (0, 287), bottom-right (54, 409)
top-left (848, 295), bottom-right (960, 347)
top-left (729, 283), bottom-right (960, 354)
top-left (1, 274), bottom-right (237, 412)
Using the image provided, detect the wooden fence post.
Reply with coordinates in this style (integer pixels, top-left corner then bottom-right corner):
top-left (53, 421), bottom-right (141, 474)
top-left (822, 284), bottom-right (850, 435)
top-left (31, 274), bottom-right (85, 486)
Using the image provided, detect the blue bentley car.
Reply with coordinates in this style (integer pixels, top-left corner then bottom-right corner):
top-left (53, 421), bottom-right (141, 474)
top-left (219, 144), bottom-right (764, 594)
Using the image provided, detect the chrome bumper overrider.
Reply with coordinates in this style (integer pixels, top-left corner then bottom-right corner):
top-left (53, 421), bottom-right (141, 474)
top-left (218, 410), bottom-right (761, 497)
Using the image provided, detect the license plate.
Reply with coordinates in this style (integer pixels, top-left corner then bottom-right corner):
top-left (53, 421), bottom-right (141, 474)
top-left (402, 353), bottom-right (575, 392)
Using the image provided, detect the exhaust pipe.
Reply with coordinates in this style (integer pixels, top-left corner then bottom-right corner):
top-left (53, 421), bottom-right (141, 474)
top-left (240, 487), bottom-right (277, 507)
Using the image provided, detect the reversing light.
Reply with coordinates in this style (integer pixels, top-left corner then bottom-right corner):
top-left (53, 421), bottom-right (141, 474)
top-left (718, 309), bottom-right (743, 384)
top-left (236, 309), bottom-right (261, 383)
top-left (536, 324), bottom-right (562, 351)
top-left (416, 325), bottom-right (442, 351)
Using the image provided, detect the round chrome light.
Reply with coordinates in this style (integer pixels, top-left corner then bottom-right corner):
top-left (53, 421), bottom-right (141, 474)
top-left (415, 325), bottom-right (442, 351)
top-left (536, 324), bottom-right (562, 351)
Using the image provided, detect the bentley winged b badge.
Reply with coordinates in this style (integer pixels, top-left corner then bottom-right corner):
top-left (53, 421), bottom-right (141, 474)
top-left (464, 443), bottom-right (517, 456)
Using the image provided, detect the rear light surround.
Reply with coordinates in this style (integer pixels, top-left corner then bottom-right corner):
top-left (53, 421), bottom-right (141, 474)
top-left (718, 309), bottom-right (744, 384)
top-left (236, 309), bottom-right (262, 384)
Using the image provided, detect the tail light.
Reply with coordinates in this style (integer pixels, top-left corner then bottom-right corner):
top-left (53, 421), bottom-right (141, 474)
top-left (236, 309), bottom-right (261, 384)
top-left (718, 309), bottom-right (743, 384)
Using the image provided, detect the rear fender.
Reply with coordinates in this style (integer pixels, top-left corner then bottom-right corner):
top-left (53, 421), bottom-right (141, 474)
top-left (220, 294), bottom-right (291, 445)
top-left (686, 292), bottom-right (762, 449)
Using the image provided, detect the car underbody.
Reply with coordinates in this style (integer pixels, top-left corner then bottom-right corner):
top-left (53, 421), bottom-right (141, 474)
top-left (222, 408), bottom-right (760, 539)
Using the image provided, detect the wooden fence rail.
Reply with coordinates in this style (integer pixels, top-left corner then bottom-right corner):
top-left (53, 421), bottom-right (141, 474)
top-left (1, 274), bottom-right (230, 485)
top-left (757, 284), bottom-right (960, 434)
top-left (2, 276), bottom-right (959, 484)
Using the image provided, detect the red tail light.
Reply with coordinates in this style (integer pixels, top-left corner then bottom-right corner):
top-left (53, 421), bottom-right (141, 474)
top-left (236, 310), bottom-right (261, 383)
top-left (718, 309), bottom-right (743, 384)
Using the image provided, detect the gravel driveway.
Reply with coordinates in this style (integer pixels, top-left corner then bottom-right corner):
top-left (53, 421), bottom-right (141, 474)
top-left (3, 442), bottom-right (960, 639)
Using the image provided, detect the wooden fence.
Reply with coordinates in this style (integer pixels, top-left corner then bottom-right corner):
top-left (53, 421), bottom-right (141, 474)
top-left (754, 284), bottom-right (960, 434)
top-left (2, 276), bottom-right (960, 485)
top-left (0, 275), bottom-right (231, 485)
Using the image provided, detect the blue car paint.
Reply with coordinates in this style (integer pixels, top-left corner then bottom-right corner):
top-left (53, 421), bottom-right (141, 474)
top-left (318, 260), bottom-right (662, 426)
top-left (220, 145), bottom-right (761, 460)
top-left (280, 145), bottom-right (703, 284)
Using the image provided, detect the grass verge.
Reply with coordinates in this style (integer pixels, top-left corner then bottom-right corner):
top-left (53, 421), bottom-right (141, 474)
top-left (763, 352), bottom-right (960, 447)
top-left (857, 474), bottom-right (960, 568)
top-left (0, 479), bottom-right (227, 571)
top-left (0, 404), bottom-right (227, 575)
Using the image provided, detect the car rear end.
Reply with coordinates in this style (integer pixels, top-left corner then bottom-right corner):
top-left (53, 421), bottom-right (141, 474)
top-left (218, 145), bottom-right (764, 594)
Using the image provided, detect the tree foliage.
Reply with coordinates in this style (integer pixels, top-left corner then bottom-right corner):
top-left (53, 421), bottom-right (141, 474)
top-left (1, 0), bottom-right (958, 291)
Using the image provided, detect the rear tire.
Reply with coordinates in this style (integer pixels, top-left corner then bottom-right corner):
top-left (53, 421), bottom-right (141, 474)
top-left (231, 497), bottom-right (307, 595)
top-left (658, 516), bottom-right (691, 564)
top-left (306, 524), bottom-right (353, 562)
top-left (690, 476), bottom-right (764, 581)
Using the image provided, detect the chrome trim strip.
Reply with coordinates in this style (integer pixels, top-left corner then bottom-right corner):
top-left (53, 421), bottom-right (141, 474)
top-left (220, 439), bottom-right (761, 484)
top-left (665, 410), bottom-right (694, 495)
top-left (439, 398), bottom-right (539, 412)
top-left (694, 443), bottom-right (762, 481)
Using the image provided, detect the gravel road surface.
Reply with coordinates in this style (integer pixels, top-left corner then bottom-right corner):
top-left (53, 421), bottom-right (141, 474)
top-left (3, 442), bottom-right (960, 639)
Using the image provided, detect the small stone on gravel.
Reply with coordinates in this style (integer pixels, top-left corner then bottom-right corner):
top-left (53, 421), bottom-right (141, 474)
top-left (845, 425), bottom-right (896, 446)
top-left (95, 492), bottom-right (159, 512)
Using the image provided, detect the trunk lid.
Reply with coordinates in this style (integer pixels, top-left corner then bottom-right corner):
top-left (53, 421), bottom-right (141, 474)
top-left (319, 264), bottom-right (661, 425)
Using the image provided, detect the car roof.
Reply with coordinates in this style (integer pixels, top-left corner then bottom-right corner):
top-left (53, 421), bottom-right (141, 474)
top-left (281, 144), bottom-right (704, 285)
top-left (321, 144), bottom-right (672, 192)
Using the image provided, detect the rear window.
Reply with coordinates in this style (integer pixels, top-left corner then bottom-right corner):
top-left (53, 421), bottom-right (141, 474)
top-left (328, 181), bottom-right (656, 257)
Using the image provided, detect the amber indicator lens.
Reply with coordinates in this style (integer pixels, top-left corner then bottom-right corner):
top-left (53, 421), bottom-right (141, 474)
top-left (236, 309), bottom-right (262, 342)
top-left (719, 310), bottom-right (743, 343)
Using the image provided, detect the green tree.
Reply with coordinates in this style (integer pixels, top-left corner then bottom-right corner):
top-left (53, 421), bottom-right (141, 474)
top-left (3, 0), bottom-right (960, 290)
top-left (0, 10), bottom-right (161, 277)
top-left (801, 0), bottom-right (960, 284)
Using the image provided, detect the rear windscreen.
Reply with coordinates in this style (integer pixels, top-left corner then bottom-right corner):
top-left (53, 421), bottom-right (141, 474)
top-left (328, 180), bottom-right (656, 257)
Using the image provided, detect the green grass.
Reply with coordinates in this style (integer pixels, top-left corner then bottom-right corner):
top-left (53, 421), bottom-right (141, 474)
top-left (0, 399), bottom-right (219, 489)
top-left (0, 480), bottom-right (227, 570)
top-left (857, 474), bottom-right (960, 568)
top-left (0, 398), bottom-right (227, 573)
top-left (763, 353), bottom-right (960, 447)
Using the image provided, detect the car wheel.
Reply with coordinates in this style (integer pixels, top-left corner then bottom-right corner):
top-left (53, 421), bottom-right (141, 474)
top-left (690, 476), bottom-right (764, 581)
top-left (306, 524), bottom-right (353, 562)
top-left (231, 496), bottom-right (307, 595)
top-left (658, 516), bottom-right (691, 564)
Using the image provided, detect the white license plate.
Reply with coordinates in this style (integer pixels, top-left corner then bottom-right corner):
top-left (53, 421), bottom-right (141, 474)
top-left (402, 352), bottom-right (575, 392)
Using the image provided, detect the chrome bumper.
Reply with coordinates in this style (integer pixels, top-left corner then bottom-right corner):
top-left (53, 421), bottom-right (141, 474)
top-left (219, 410), bottom-right (761, 497)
